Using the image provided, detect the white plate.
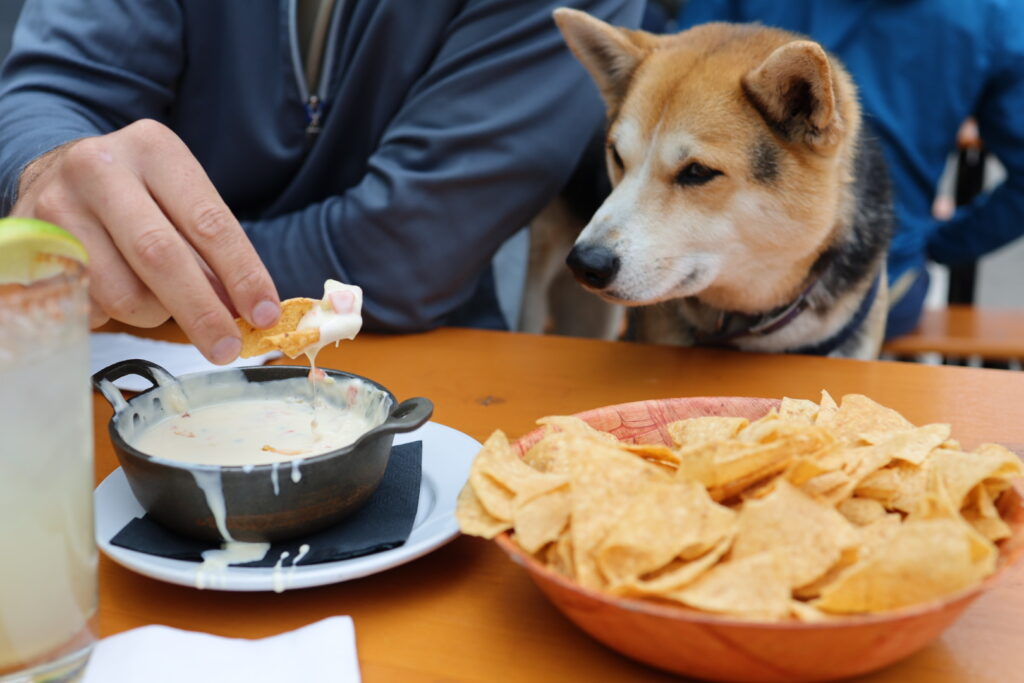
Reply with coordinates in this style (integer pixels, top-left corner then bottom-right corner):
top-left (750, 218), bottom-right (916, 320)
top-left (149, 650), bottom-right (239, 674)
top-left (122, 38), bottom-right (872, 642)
top-left (94, 421), bottom-right (480, 592)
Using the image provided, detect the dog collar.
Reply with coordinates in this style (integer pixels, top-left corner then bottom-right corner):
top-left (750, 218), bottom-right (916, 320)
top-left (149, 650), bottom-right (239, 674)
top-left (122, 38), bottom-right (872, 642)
top-left (693, 266), bottom-right (828, 346)
top-left (692, 269), bottom-right (881, 356)
top-left (788, 273), bottom-right (881, 356)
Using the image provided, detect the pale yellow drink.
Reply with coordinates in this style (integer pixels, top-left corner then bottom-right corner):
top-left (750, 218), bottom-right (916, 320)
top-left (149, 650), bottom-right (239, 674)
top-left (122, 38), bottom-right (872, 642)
top-left (0, 259), bottom-right (97, 682)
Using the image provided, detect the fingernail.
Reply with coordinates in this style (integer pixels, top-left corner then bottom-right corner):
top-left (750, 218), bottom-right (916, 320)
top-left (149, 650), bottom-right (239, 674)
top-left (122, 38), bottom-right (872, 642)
top-left (252, 300), bottom-right (280, 328)
top-left (211, 336), bottom-right (242, 365)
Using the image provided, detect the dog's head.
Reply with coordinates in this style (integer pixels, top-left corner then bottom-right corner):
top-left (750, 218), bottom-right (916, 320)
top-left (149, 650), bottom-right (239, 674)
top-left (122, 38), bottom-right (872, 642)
top-left (554, 9), bottom-right (863, 314)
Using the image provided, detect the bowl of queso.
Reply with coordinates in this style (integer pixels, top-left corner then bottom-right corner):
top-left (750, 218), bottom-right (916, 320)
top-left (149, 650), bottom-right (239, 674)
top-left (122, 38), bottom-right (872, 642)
top-left (93, 358), bottom-right (433, 543)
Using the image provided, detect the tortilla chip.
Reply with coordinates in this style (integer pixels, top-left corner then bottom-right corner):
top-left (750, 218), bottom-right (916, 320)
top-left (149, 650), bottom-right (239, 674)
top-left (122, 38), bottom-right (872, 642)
top-left (789, 600), bottom-right (831, 622)
top-left (469, 430), bottom-right (567, 522)
top-left (837, 497), bottom-right (888, 526)
top-left (455, 484), bottom-right (510, 539)
top-left (928, 444), bottom-right (1024, 509)
top-left (803, 442), bottom-right (900, 504)
top-left (778, 397), bottom-right (820, 424)
top-left (596, 479), bottom-right (735, 586)
top-left (514, 483), bottom-right (571, 553)
top-left (236, 297), bottom-right (318, 358)
top-left (667, 416), bottom-right (748, 448)
top-left (799, 469), bottom-right (852, 502)
top-left (568, 437), bottom-right (670, 589)
top-left (521, 431), bottom-right (578, 475)
top-left (678, 422), bottom-right (833, 501)
top-left (668, 550), bottom-right (792, 620)
top-left (536, 415), bottom-right (620, 442)
top-left (622, 442), bottom-right (682, 468)
top-left (855, 462), bottom-right (928, 513)
top-left (731, 479), bottom-right (860, 589)
top-left (613, 537), bottom-right (733, 598)
top-left (814, 518), bottom-right (997, 613)
top-left (541, 533), bottom-right (575, 578)
top-left (792, 546), bottom-right (861, 600)
top-left (962, 483), bottom-right (1013, 542)
top-left (860, 423), bottom-right (950, 465)
top-left (825, 394), bottom-right (914, 444)
top-left (813, 390), bottom-right (839, 427)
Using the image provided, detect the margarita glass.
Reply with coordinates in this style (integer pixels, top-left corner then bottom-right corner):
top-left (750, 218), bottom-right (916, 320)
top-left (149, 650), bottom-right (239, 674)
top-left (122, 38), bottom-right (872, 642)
top-left (0, 256), bottom-right (96, 682)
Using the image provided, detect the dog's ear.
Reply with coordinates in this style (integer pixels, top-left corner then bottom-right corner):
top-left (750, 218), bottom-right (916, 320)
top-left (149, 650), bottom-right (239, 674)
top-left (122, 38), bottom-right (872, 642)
top-left (742, 40), bottom-right (843, 151)
top-left (553, 8), bottom-right (652, 110)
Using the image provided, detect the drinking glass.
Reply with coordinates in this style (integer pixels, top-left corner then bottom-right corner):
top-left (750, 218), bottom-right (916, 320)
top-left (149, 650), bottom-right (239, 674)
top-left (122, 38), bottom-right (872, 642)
top-left (0, 258), bottom-right (97, 682)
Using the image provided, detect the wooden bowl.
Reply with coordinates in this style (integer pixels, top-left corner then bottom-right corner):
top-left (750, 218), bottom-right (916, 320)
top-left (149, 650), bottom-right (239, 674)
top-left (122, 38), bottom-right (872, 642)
top-left (493, 397), bottom-right (1024, 683)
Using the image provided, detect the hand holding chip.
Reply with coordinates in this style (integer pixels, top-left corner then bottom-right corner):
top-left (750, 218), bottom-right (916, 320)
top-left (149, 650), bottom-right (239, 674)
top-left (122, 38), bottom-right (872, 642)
top-left (10, 121), bottom-right (281, 365)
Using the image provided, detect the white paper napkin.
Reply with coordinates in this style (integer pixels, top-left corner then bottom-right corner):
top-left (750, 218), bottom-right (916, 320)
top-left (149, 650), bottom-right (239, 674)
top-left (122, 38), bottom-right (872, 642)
top-left (91, 332), bottom-right (281, 391)
top-left (82, 616), bottom-right (360, 683)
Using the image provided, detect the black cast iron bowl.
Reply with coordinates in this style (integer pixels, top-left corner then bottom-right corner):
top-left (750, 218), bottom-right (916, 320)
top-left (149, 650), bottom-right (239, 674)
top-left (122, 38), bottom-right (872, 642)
top-left (93, 359), bottom-right (433, 543)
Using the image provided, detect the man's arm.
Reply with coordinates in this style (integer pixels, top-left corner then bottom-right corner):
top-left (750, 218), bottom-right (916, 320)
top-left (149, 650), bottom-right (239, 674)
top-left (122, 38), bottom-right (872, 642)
top-left (927, 4), bottom-right (1024, 266)
top-left (0, 0), bottom-right (280, 363)
top-left (242, 0), bottom-right (645, 332)
top-left (0, 0), bottom-right (184, 209)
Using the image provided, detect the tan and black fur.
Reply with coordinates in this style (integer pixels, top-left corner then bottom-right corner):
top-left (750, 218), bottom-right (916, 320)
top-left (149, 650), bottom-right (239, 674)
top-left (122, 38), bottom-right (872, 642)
top-left (546, 9), bottom-right (893, 358)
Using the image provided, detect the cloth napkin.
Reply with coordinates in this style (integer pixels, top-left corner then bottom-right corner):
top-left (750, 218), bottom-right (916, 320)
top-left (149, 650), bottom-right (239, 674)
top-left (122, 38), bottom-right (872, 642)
top-left (110, 442), bottom-right (422, 566)
top-left (90, 332), bottom-right (281, 391)
top-left (82, 616), bottom-right (360, 683)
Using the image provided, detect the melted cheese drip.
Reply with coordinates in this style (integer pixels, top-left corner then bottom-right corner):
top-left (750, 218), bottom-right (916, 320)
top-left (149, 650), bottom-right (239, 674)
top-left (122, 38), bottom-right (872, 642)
top-left (296, 280), bottom-right (363, 362)
top-left (190, 469), bottom-right (271, 589)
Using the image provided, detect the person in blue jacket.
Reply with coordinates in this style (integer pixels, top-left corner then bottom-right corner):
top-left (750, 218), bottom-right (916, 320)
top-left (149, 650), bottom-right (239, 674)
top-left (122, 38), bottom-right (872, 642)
top-left (676, 0), bottom-right (1024, 339)
top-left (0, 0), bottom-right (643, 363)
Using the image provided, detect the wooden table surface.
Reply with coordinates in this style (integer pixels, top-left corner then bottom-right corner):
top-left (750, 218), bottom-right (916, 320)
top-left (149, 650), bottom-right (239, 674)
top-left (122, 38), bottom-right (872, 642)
top-left (92, 323), bottom-right (1024, 682)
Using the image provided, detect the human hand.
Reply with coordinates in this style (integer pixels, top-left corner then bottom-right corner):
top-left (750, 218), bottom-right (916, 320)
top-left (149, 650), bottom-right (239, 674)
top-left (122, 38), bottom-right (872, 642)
top-left (10, 119), bottom-right (280, 364)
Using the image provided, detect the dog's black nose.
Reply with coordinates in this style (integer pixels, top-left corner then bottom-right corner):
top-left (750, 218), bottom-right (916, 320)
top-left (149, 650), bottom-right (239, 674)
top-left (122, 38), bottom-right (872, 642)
top-left (566, 243), bottom-right (620, 290)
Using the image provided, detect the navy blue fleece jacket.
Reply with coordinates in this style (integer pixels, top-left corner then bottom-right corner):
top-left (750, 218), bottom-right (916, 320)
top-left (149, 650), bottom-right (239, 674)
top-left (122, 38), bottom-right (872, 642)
top-left (0, 0), bottom-right (643, 330)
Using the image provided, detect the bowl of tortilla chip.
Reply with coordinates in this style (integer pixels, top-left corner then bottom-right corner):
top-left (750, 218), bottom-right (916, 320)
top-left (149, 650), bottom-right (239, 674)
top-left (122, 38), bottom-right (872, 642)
top-left (458, 394), bottom-right (1024, 682)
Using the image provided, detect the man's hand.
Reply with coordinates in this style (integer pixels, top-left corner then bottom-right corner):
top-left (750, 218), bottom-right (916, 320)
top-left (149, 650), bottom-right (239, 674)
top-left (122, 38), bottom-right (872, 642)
top-left (10, 119), bottom-right (280, 364)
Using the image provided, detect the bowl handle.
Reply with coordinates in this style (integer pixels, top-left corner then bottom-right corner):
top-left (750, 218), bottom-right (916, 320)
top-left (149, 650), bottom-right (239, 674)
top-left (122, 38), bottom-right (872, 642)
top-left (91, 359), bottom-right (177, 412)
top-left (378, 397), bottom-right (434, 435)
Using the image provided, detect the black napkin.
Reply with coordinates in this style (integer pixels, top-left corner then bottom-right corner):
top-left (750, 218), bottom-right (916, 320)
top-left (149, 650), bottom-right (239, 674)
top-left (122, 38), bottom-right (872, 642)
top-left (110, 441), bottom-right (422, 567)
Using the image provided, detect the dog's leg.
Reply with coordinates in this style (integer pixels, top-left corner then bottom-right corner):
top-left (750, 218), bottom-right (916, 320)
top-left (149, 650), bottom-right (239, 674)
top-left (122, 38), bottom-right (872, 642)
top-left (549, 267), bottom-right (624, 339)
top-left (520, 197), bottom-right (624, 339)
top-left (519, 198), bottom-right (577, 334)
top-left (845, 271), bottom-right (890, 360)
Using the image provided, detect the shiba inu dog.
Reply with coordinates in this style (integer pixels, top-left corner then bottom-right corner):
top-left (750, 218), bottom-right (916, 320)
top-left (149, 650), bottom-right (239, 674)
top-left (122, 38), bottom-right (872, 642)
top-left (546, 9), bottom-right (893, 359)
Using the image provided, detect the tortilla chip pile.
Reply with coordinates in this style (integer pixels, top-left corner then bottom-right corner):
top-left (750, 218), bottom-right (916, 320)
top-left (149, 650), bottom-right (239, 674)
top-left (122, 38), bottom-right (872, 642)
top-left (236, 297), bottom-right (320, 358)
top-left (456, 393), bottom-right (1023, 621)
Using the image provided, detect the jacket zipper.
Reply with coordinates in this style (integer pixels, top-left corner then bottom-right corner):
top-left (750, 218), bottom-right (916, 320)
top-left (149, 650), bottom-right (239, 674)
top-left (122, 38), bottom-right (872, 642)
top-left (288, 0), bottom-right (345, 141)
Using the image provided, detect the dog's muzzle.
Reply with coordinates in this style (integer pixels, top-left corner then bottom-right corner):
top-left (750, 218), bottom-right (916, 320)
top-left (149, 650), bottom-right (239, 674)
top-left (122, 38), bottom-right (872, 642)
top-left (567, 243), bottom-right (620, 290)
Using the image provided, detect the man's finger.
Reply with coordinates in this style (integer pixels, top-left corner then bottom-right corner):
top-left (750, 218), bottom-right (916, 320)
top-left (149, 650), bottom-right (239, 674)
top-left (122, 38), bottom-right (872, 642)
top-left (129, 121), bottom-right (280, 329)
top-left (64, 212), bottom-right (170, 328)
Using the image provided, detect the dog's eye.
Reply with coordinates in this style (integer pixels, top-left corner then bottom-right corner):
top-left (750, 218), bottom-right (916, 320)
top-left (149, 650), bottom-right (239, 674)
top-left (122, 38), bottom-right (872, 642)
top-left (608, 143), bottom-right (625, 170)
top-left (674, 162), bottom-right (722, 186)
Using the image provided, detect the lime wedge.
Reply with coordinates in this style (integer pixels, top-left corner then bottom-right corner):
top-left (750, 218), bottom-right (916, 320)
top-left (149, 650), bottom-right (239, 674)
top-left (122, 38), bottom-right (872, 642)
top-left (0, 217), bottom-right (88, 285)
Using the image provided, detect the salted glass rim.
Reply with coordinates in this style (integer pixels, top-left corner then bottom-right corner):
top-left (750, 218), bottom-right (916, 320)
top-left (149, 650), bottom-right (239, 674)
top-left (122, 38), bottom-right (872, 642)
top-left (0, 255), bottom-right (88, 309)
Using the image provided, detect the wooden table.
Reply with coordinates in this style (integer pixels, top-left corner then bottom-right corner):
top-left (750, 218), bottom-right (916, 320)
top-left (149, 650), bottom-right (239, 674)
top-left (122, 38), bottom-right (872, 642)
top-left (92, 323), bottom-right (1024, 682)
